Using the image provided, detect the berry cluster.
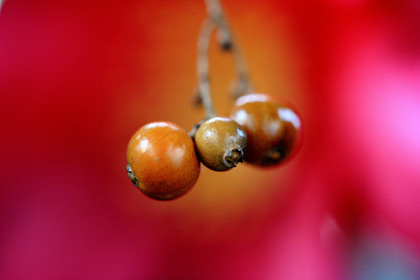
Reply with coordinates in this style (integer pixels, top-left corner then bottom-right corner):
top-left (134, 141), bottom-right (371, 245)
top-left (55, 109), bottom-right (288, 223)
top-left (126, 93), bottom-right (302, 200)
top-left (126, 0), bottom-right (303, 200)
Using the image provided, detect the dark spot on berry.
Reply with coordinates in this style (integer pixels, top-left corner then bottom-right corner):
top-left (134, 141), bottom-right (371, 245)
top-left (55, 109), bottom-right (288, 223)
top-left (126, 164), bottom-right (139, 187)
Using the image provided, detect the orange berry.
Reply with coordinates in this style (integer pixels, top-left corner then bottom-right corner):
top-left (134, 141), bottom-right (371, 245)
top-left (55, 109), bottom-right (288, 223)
top-left (126, 122), bottom-right (200, 200)
top-left (230, 93), bottom-right (302, 166)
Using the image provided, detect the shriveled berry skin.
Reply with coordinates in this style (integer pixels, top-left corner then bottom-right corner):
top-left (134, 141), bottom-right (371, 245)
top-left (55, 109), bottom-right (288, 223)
top-left (126, 122), bottom-right (200, 200)
top-left (230, 93), bottom-right (302, 166)
top-left (194, 117), bottom-right (247, 171)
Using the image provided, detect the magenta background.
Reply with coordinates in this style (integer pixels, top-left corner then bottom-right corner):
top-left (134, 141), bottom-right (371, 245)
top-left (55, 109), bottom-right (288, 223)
top-left (1, 0), bottom-right (420, 279)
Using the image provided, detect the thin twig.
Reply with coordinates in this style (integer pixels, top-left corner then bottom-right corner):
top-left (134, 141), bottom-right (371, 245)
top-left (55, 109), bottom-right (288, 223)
top-left (192, 0), bottom-right (255, 137)
top-left (204, 0), bottom-right (255, 97)
top-left (197, 17), bottom-right (217, 119)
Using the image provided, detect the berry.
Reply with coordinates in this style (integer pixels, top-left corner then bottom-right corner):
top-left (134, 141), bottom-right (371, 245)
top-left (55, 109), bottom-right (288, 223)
top-left (126, 122), bottom-right (200, 200)
top-left (194, 117), bottom-right (247, 171)
top-left (230, 93), bottom-right (302, 166)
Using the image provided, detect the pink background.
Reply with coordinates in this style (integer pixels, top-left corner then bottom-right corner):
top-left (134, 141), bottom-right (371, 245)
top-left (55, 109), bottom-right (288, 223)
top-left (1, 0), bottom-right (420, 279)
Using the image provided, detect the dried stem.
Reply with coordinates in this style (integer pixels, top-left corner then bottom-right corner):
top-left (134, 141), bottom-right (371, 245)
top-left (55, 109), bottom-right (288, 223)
top-left (197, 17), bottom-right (217, 119)
top-left (204, 0), bottom-right (255, 97)
top-left (193, 0), bottom-right (255, 137)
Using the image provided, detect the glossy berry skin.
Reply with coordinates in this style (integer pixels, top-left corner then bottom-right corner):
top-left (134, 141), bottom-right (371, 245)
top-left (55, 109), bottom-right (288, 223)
top-left (194, 117), bottom-right (247, 171)
top-left (126, 122), bottom-right (200, 200)
top-left (230, 93), bottom-right (302, 166)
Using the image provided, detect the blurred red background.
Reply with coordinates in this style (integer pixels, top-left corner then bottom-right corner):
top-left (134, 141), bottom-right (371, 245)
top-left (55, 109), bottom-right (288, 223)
top-left (1, 0), bottom-right (420, 279)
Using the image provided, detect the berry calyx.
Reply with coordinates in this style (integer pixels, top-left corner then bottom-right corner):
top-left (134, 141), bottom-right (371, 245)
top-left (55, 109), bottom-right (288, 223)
top-left (230, 93), bottom-right (302, 166)
top-left (126, 122), bottom-right (200, 200)
top-left (194, 117), bottom-right (247, 171)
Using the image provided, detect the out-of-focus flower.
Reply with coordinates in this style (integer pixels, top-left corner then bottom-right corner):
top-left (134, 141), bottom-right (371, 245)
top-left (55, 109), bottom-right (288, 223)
top-left (0, 0), bottom-right (419, 279)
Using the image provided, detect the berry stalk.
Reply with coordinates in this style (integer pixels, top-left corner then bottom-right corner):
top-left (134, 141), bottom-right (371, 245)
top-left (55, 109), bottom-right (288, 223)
top-left (204, 0), bottom-right (255, 97)
top-left (197, 17), bottom-right (217, 119)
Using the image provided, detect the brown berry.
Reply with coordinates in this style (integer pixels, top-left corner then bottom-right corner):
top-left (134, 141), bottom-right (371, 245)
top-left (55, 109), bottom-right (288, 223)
top-left (126, 122), bottom-right (200, 200)
top-left (194, 117), bottom-right (247, 171)
top-left (230, 93), bottom-right (302, 166)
